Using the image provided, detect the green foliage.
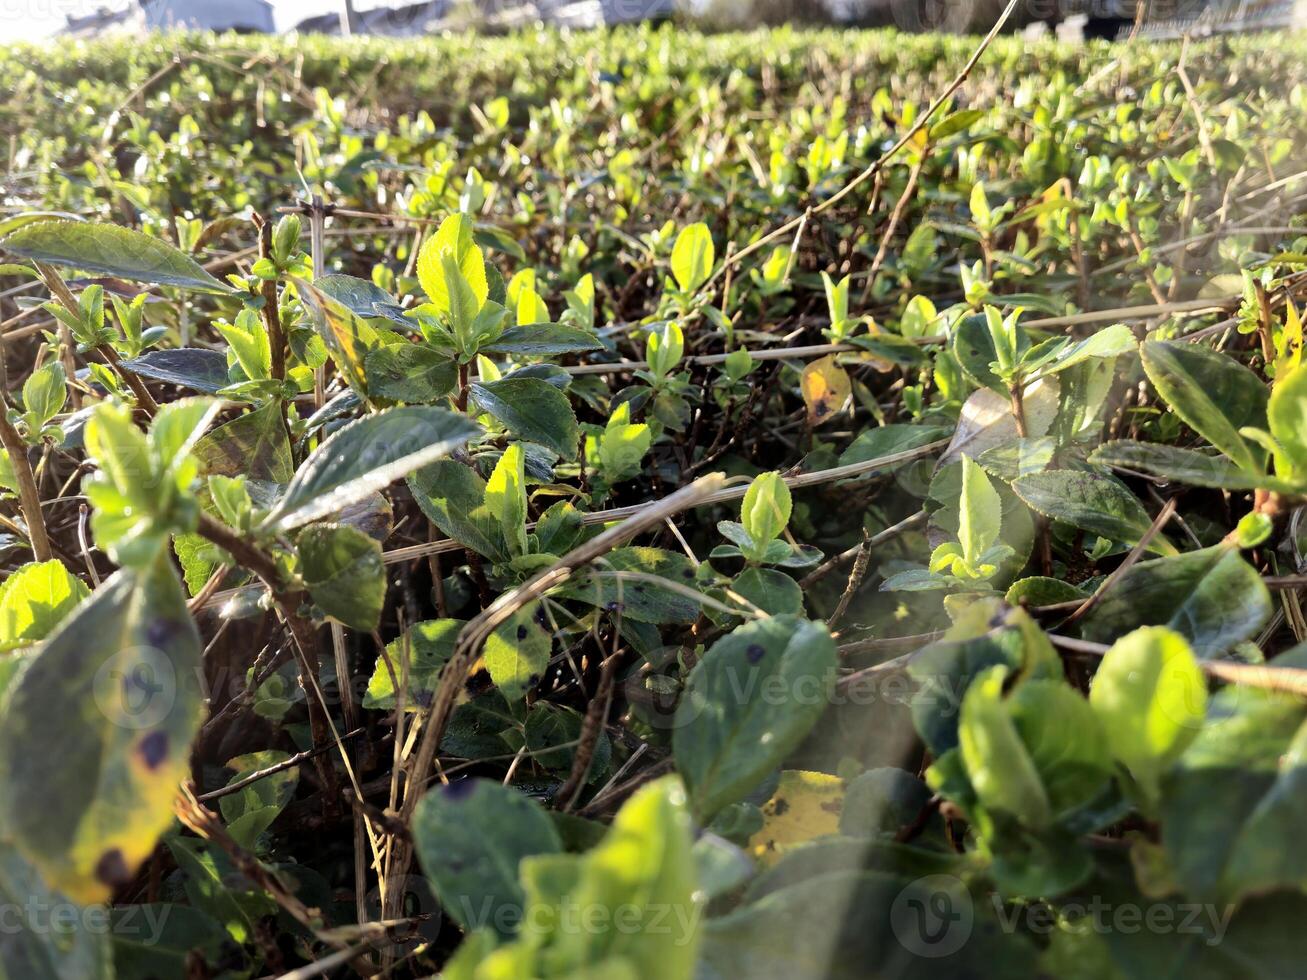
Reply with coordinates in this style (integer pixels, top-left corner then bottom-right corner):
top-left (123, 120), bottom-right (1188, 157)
top-left (0, 221), bottom-right (231, 293)
top-left (1141, 340), bottom-right (1270, 473)
top-left (1089, 627), bottom-right (1206, 809)
top-left (469, 378), bottom-right (579, 458)
top-left (0, 559), bottom-right (89, 652)
top-left (297, 523), bottom-right (386, 630)
top-left (1012, 469), bottom-right (1177, 555)
top-left (218, 750), bottom-right (299, 851)
top-left (740, 472), bottom-right (791, 553)
top-left (1079, 545), bottom-right (1272, 659)
top-left (446, 777), bottom-right (700, 978)
top-left (674, 616), bottom-right (837, 822)
top-left (413, 778), bottom-right (562, 937)
top-left (263, 406), bottom-right (479, 531)
top-left (670, 223), bottom-right (715, 292)
top-left (418, 213), bottom-right (490, 322)
top-left (84, 398), bottom-right (220, 568)
top-left (1, 23), bottom-right (1305, 980)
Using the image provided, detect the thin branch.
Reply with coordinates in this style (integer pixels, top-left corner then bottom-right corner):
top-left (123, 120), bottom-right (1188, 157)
top-left (0, 411), bottom-right (51, 562)
top-left (196, 727), bottom-right (366, 803)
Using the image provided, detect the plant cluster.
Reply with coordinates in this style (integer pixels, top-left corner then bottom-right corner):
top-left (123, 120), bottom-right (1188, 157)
top-left (0, 22), bottom-right (1305, 980)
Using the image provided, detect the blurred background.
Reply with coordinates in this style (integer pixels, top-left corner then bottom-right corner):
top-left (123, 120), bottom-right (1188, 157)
top-left (8, 0), bottom-right (1303, 44)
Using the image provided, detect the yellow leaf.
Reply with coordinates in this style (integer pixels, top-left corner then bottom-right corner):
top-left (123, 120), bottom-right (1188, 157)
top-left (295, 277), bottom-right (373, 395)
top-left (748, 770), bottom-right (844, 867)
top-left (800, 355), bottom-right (851, 425)
top-left (416, 213), bottom-right (488, 316)
top-left (1275, 301), bottom-right (1303, 378)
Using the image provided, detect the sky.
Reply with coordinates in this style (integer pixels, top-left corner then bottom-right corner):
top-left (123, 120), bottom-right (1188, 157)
top-left (4, 1), bottom-right (393, 41)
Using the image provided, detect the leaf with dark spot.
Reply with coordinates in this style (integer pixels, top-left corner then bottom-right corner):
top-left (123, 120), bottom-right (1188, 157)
top-left (0, 553), bottom-right (203, 903)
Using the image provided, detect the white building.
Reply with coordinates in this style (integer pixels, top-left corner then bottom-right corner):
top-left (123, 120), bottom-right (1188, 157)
top-left (63, 0), bottom-right (275, 36)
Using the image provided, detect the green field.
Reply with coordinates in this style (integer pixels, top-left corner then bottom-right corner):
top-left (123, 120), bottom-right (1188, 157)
top-left (0, 24), bottom-right (1306, 979)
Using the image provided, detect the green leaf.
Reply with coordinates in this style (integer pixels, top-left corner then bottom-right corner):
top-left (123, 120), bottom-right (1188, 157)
top-left (534, 500), bottom-right (588, 556)
top-left (515, 283), bottom-right (549, 326)
top-left (1267, 362), bottom-right (1307, 476)
top-left (1080, 545), bottom-right (1272, 659)
top-left (1235, 511), bottom-right (1273, 548)
top-left (957, 666), bottom-right (1052, 828)
top-left (1004, 576), bottom-right (1088, 607)
top-left (363, 619), bottom-right (462, 710)
top-left (192, 401), bottom-right (293, 482)
top-left (295, 277), bottom-right (376, 395)
top-left (0, 553), bottom-right (203, 903)
top-left (928, 107), bottom-right (985, 140)
top-left (21, 362), bottom-right (67, 431)
top-left (598, 403), bottom-right (651, 482)
top-left (0, 448), bottom-right (16, 494)
top-left (1140, 340), bottom-right (1269, 472)
top-left (413, 778), bottom-right (561, 938)
top-left (484, 443), bottom-right (528, 556)
top-left (481, 323), bottom-right (602, 356)
top-left (483, 604), bottom-right (551, 699)
top-left (836, 423), bottom-right (952, 468)
top-left (262, 406), bottom-right (480, 532)
top-left (1012, 469), bottom-right (1177, 555)
top-left (1160, 647), bottom-right (1307, 904)
top-left (1090, 440), bottom-right (1280, 491)
top-left (958, 455), bottom-right (1002, 567)
top-left (1008, 677), bottom-right (1113, 817)
top-left (417, 213), bottom-right (488, 317)
top-left (298, 523), bottom-right (386, 630)
top-left (701, 869), bottom-right (1036, 980)
top-left (740, 472), bottom-right (791, 549)
top-left (670, 222), bottom-right (714, 292)
top-left (0, 221), bottom-right (232, 292)
top-left (441, 250), bottom-right (481, 335)
top-left (1033, 324), bottom-right (1137, 379)
top-left (909, 603), bottom-right (1062, 757)
top-left (0, 211), bottom-right (83, 238)
top-left (219, 750), bottom-right (299, 851)
top-left (122, 348), bottom-right (231, 395)
top-left (970, 181), bottom-right (993, 229)
top-left (953, 311), bottom-right (1024, 391)
top-left (731, 567), bottom-right (804, 616)
top-left (1089, 626), bottom-right (1205, 807)
top-left (0, 842), bottom-right (112, 980)
top-left (524, 702), bottom-right (612, 777)
top-left (365, 343), bottom-right (458, 402)
top-left (674, 616), bottom-right (837, 822)
top-left (313, 273), bottom-right (414, 329)
top-left (407, 460), bottom-right (510, 563)
top-left (520, 777), bottom-right (700, 977)
top-left (215, 312), bottom-right (271, 382)
top-left (470, 377), bottom-right (579, 459)
top-left (111, 903), bottom-right (230, 980)
top-left (555, 547), bottom-right (701, 623)
top-left (0, 560), bottom-right (89, 652)
top-left (646, 321), bottom-right (684, 380)
top-left (166, 837), bottom-right (275, 945)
